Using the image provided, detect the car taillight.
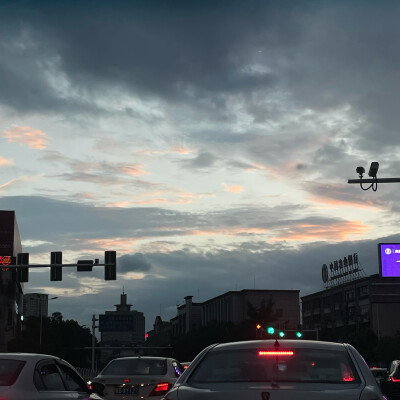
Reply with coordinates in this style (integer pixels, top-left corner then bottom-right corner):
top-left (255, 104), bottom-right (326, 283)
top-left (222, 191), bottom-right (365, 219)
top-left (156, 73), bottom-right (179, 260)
top-left (258, 351), bottom-right (294, 356)
top-left (391, 376), bottom-right (400, 382)
top-left (149, 382), bottom-right (171, 396)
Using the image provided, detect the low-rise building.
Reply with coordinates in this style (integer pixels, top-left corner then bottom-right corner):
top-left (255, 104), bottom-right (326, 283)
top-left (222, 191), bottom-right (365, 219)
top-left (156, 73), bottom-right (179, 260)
top-left (301, 274), bottom-right (400, 340)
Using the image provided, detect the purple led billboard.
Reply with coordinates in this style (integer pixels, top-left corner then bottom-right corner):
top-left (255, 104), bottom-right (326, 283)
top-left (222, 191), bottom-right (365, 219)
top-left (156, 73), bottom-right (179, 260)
top-left (378, 243), bottom-right (400, 277)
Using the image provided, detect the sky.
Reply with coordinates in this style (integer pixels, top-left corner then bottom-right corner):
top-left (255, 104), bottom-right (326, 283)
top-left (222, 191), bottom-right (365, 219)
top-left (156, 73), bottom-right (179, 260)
top-left (1, 0), bottom-right (400, 334)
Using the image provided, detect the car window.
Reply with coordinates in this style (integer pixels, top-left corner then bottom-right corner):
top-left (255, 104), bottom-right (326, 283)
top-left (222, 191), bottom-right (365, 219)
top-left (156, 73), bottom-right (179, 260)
top-left (188, 348), bottom-right (361, 384)
top-left (37, 363), bottom-right (65, 391)
top-left (101, 359), bottom-right (167, 375)
top-left (0, 359), bottom-right (25, 386)
top-left (58, 364), bottom-right (88, 392)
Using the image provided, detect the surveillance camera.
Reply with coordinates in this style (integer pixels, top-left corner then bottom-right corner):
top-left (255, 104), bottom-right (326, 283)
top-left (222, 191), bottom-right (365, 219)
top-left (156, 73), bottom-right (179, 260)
top-left (368, 162), bottom-right (379, 178)
top-left (356, 166), bottom-right (365, 177)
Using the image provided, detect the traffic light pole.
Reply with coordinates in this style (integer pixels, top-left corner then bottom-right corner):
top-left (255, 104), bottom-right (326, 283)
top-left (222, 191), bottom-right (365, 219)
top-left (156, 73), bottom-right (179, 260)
top-left (3, 250), bottom-right (117, 282)
top-left (91, 314), bottom-right (98, 377)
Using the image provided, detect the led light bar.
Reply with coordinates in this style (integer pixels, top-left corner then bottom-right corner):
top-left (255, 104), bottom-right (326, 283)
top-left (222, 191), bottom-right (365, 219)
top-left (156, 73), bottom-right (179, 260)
top-left (258, 351), bottom-right (294, 356)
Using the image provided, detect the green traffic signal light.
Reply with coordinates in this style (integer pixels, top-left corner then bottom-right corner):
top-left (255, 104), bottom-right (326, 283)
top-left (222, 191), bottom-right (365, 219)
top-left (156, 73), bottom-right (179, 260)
top-left (278, 331), bottom-right (285, 338)
top-left (267, 327), bottom-right (275, 335)
top-left (296, 331), bottom-right (303, 338)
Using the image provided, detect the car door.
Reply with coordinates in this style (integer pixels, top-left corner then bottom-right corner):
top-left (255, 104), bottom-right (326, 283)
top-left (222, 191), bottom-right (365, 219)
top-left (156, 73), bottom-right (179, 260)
top-left (56, 361), bottom-right (93, 399)
top-left (34, 359), bottom-right (90, 400)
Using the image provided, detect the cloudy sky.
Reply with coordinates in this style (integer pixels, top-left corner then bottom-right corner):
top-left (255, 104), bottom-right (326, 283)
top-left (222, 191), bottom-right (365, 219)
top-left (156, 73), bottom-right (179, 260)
top-left (1, 0), bottom-right (400, 333)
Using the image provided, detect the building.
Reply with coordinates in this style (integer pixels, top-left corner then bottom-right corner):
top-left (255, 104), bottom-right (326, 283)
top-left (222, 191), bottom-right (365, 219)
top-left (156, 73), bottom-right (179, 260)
top-left (0, 211), bottom-right (23, 351)
top-left (23, 293), bottom-right (50, 318)
top-left (170, 296), bottom-right (202, 337)
top-left (302, 274), bottom-right (400, 340)
top-left (99, 292), bottom-right (145, 345)
top-left (201, 289), bottom-right (300, 328)
top-left (148, 289), bottom-right (300, 340)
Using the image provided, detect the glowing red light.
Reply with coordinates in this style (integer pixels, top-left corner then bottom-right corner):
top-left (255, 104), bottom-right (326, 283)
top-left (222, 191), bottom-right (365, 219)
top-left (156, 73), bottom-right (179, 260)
top-left (145, 333), bottom-right (149, 339)
top-left (0, 256), bottom-right (11, 266)
top-left (258, 351), bottom-right (294, 356)
top-left (154, 382), bottom-right (169, 392)
top-left (343, 374), bottom-right (355, 382)
top-left (123, 378), bottom-right (130, 383)
top-left (311, 362), bottom-right (315, 366)
top-left (391, 376), bottom-right (400, 382)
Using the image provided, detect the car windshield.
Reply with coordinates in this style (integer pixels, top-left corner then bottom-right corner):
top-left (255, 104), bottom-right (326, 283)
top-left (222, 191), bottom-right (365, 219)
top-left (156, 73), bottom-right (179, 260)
top-left (0, 359), bottom-right (26, 386)
top-left (101, 359), bottom-right (167, 376)
top-left (189, 348), bottom-right (360, 384)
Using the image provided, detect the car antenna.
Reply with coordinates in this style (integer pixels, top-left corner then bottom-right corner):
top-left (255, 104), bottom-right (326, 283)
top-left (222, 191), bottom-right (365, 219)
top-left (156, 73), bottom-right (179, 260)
top-left (271, 339), bottom-right (281, 388)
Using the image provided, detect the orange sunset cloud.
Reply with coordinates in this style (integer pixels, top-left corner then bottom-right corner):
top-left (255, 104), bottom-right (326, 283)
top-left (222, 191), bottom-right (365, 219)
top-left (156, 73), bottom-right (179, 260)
top-left (3, 126), bottom-right (48, 149)
top-left (271, 220), bottom-right (370, 242)
top-left (0, 156), bottom-right (13, 167)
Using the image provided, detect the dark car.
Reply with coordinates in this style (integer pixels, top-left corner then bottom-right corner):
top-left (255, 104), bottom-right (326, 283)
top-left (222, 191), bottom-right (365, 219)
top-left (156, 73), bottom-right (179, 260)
top-left (162, 339), bottom-right (386, 400)
top-left (381, 360), bottom-right (400, 400)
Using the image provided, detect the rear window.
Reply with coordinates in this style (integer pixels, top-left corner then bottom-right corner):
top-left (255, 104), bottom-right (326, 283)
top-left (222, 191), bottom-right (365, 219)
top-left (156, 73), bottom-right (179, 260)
top-left (0, 359), bottom-right (26, 386)
top-left (189, 348), bottom-right (361, 384)
top-left (101, 359), bottom-right (167, 376)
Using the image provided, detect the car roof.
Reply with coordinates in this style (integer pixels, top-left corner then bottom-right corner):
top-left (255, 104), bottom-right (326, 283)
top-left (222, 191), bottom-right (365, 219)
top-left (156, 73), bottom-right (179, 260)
top-left (110, 356), bottom-right (176, 362)
top-left (0, 353), bottom-right (61, 361)
top-left (209, 339), bottom-right (348, 352)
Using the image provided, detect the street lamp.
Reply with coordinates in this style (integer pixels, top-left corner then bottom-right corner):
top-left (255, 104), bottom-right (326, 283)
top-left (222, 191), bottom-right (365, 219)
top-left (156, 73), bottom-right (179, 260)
top-left (37, 295), bottom-right (58, 352)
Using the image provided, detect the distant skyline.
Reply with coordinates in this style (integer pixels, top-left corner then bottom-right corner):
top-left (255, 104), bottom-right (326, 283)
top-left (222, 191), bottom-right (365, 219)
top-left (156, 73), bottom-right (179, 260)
top-left (1, 0), bottom-right (400, 332)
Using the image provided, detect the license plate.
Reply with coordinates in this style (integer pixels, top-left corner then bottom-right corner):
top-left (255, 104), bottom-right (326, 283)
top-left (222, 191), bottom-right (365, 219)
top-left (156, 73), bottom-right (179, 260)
top-left (115, 386), bottom-right (139, 395)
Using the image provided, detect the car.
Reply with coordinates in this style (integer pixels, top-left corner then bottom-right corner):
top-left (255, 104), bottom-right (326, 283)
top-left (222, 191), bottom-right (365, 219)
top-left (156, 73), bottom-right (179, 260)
top-left (162, 339), bottom-right (387, 400)
top-left (380, 360), bottom-right (400, 400)
top-left (0, 352), bottom-right (104, 400)
top-left (91, 356), bottom-right (185, 399)
top-left (370, 367), bottom-right (388, 385)
top-left (181, 362), bottom-right (191, 370)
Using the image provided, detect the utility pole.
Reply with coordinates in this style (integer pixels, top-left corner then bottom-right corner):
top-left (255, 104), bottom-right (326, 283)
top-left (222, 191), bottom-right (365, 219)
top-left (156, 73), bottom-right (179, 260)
top-left (91, 314), bottom-right (99, 377)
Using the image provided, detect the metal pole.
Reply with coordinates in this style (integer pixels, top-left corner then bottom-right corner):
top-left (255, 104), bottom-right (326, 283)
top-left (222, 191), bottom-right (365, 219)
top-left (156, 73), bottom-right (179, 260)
top-left (39, 300), bottom-right (42, 352)
top-left (91, 314), bottom-right (97, 377)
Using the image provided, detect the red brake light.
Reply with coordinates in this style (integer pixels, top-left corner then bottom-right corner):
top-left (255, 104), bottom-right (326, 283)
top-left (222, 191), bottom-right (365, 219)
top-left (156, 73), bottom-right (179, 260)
top-left (258, 351), bottom-right (294, 356)
top-left (391, 376), bottom-right (400, 382)
top-left (149, 382), bottom-right (171, 396)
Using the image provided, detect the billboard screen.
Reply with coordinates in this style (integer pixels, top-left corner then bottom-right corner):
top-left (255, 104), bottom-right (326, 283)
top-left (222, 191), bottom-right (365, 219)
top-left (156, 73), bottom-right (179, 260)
top-left (378, 243), bottom-right (400, 277)
top-left (99, 314), bottom-right (134, 332)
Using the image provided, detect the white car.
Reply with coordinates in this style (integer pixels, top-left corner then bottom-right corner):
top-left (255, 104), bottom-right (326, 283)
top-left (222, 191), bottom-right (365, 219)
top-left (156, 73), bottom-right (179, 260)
top-left (91, 356), bottom-right (185, 399)
top-left (162, 339), bottom-right (387, 400)
top-left (0, 352), bottom-right (104, 400)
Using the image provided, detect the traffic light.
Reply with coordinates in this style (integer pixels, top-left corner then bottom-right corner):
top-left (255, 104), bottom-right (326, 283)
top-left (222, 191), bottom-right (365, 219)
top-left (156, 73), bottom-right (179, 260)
top-left (50, 251), bottom-right (62, 281)
top-left (105, 251), bottom-right (116, 280)
top-left (256, 324), bottom-right (262, 338)
top-left (267, 326), bottom-right (275, 335)
top-left (77, 259), bottom-right (93, 272)
top-left (17, 253), bottom-right (29, 282)
top-left (278, 330), bottom-right (286, 338)
top-left (296, 324), bottom-right (303, 338)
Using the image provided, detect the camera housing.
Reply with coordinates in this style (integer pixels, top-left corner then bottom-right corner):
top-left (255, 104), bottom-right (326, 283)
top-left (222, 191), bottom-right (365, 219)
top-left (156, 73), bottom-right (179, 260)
top-left (368, 162), bottom-right (379, 178)
top-left (356, 166), bottom-right (365, 177)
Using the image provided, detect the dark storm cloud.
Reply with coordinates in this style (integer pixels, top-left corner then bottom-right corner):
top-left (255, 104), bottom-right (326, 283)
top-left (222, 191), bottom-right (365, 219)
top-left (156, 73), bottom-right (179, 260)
top-left (182, 151), bottom-right (218, 169)
top-left (1, 0), bottom-right (399, 154)
top-left (0, 0), bottom-right (278, 113)
top-left (118, 253), bottom-right (152, 273)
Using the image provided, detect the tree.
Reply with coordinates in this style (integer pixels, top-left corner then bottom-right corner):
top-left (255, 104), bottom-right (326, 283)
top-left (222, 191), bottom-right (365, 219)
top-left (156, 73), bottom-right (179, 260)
top-left (9, 312), bottom-right (95, 368)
